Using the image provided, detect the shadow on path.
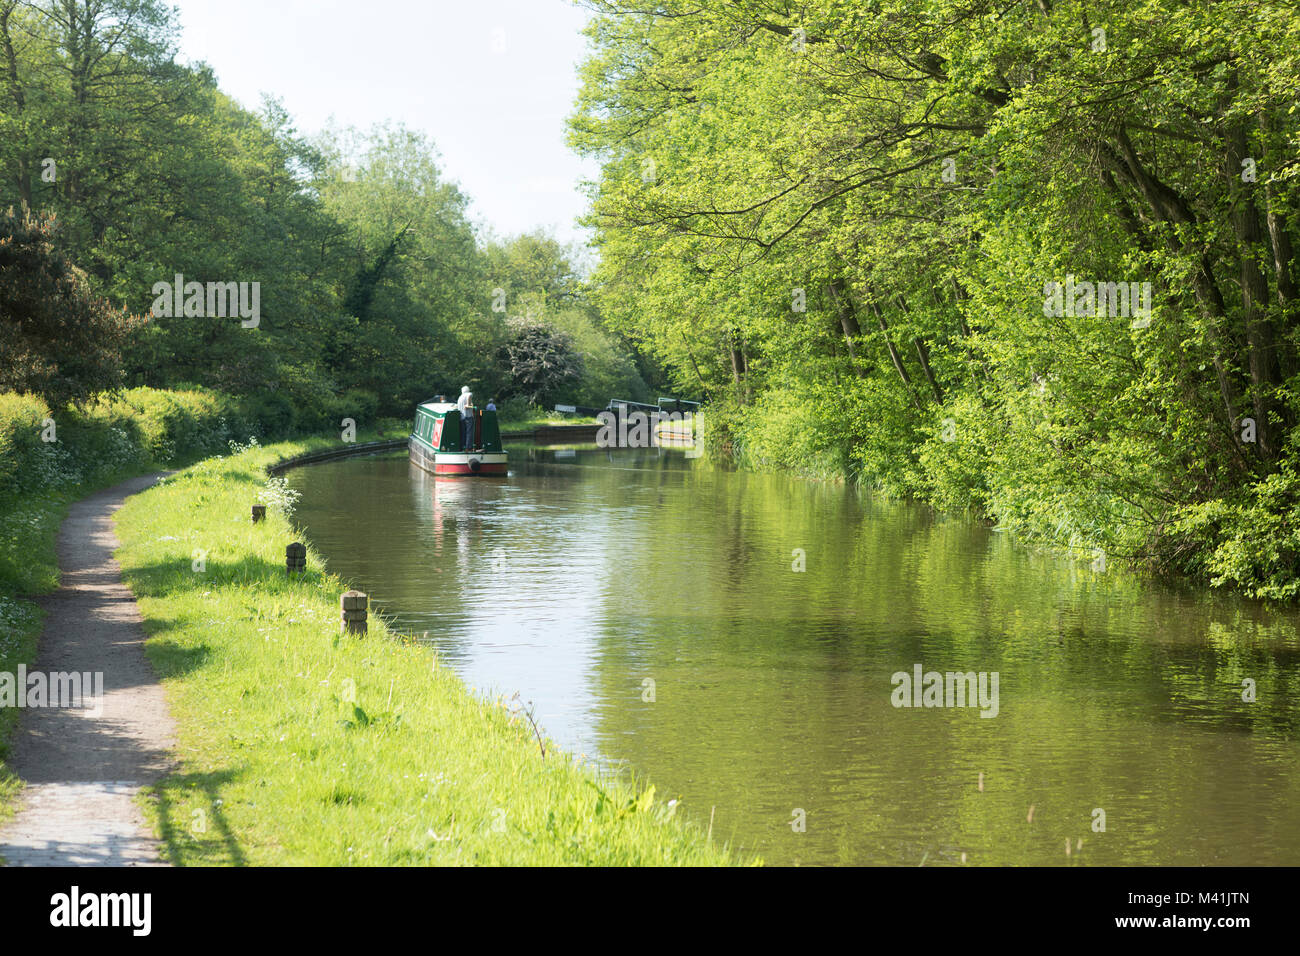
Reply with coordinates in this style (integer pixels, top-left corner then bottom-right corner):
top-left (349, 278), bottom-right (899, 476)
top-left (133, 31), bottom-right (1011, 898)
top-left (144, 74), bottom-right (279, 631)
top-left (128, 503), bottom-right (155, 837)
top-left (0, 473), bottom-right (180, 866)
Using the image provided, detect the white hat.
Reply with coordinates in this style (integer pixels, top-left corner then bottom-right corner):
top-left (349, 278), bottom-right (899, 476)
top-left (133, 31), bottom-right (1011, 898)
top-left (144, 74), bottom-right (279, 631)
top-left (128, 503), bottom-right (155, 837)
top-left (461, 385), bottom-right (470, 394)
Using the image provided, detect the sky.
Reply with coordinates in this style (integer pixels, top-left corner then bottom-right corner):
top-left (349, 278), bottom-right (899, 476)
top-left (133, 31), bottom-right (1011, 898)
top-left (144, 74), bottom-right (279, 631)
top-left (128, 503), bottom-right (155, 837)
top-left (169, 0), bottom-right (598, 245)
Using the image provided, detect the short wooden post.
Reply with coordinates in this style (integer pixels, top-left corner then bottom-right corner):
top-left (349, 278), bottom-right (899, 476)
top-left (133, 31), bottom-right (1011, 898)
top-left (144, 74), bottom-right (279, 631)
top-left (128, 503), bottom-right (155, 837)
top-left (341, 590), bottom-right (368, 635)
top-left (286, 542), bottom-right (306, 576)
top-left (251, 504), bottom-right (266, 523)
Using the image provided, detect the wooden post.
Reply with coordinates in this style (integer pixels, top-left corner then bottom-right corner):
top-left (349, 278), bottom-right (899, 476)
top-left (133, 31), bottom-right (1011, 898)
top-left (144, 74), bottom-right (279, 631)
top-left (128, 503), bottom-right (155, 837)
top-left (341, 590), bottom-right (368, 635)
top-left (286, 542), bottom-right (306, 576)
top-left (251, 504), bottom-right (266, 523)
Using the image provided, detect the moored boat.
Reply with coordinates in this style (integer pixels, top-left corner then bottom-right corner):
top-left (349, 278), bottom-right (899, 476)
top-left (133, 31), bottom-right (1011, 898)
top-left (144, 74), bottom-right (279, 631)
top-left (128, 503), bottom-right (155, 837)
top-left (409, 400), bottom-right (507, 476)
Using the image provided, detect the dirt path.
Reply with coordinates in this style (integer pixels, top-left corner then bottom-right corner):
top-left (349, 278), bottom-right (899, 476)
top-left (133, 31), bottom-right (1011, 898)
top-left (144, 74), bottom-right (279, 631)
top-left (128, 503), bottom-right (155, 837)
top-left (0, 473), bottom-right (176, 866)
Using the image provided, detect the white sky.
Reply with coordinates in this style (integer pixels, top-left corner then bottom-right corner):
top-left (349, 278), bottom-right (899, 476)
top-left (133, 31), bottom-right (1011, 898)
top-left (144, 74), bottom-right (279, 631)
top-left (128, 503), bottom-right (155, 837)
top-left (169, 0), bottom-right (597, 245)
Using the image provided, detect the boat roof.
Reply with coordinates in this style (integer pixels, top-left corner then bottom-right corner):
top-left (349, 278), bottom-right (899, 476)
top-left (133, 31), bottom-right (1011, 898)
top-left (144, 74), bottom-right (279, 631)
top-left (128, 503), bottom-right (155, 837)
top-left (418, 402), bottom-right (458, 413)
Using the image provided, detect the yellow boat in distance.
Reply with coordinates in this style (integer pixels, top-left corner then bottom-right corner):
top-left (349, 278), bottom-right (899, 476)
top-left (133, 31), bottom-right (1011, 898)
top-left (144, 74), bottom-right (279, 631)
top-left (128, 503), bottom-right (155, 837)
top-left (580, 396), bottom-right (703, 450)
top-left (652, 396), bottom-right (700, 448)
top-left (654, 418), bottom-right (696, 447)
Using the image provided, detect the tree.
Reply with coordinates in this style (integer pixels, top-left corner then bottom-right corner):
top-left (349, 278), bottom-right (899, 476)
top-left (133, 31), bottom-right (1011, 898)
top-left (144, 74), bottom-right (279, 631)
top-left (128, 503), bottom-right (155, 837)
top-left (569, 0), bottom-right (1300, 582)
top-left (316, 122), bottom-right (501, 412)
top-left (0, 205), bottom-right (140, 406)
top-left (497, 315), bottom-right (583, 407)
top-left (486, 231), bottom-right (653, 405)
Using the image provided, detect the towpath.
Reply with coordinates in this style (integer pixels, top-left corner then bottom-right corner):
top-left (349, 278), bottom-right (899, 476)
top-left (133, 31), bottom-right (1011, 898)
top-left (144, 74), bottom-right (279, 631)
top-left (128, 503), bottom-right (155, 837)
top-left (0, 473), bottom-right (176, 866)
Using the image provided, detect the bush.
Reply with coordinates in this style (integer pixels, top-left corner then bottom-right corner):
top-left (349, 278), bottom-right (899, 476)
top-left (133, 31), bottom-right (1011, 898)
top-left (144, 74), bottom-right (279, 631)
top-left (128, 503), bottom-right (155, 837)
top-left (1169, 462), bottom-right (1300, 601)
top-left (497, 316), bottom-right (583, 408)
top-left (0, 386), bottom-right (255, 500)
top-left (0, 392), bottom-right (52, 493)
top-left (242, 392), bottom-right (297, 439)
top-left (543, 306), bottom-right (650, 407)
top-left (730, 376), bottom-right (906, 483)
top-left (0, 208), bottom-right (142, 408)
top-left (251, 383), bottom-right (383, 438)
top-left (272, 372), bottom-right (341, 434)
top-left (0, 386), bottom-right (259, 599)
top-left (328, 389), bottom-right (380, 433)
top-left (105, 387), bottom-right (247, 462)
top-left (913, 392), bottom-right (994, 515)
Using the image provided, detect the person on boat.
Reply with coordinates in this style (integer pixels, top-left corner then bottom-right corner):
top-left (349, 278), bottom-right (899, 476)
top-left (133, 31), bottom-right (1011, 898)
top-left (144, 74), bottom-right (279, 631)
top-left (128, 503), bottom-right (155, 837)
top-left (457, 385), bottom-right (474, 449)
top-left (486, 398), bottom-right (497, 412)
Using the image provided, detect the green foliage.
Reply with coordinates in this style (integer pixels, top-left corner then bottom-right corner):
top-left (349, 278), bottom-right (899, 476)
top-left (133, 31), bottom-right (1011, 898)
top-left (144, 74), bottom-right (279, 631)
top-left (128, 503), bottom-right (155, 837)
top-left (242, 392), bottom-right (297, 440)
top-left (570, 0), bottom-right (1300, 595)
top-left (0, 5), bottom-right (647, 428)
top-left (0, 392), bottom-right (48, 493)
top-left (485, 231), bottom-right (582, 311)
top-left (1172, 454), bottom-right (1300, 601)
top-left (546, 304), bottom-right (651, 407)
top-left (0, 386), bottom-right (254, 595)
top-left (484, 233), bottom-right (653, 406)
top-left (903, 395), bottom-right (992, 516)
top-left (731, 377), bottom-right (864, 481)
top-left (315, 123), bottom-right (503, 410)
top-left (107, 387), bottom-right (247, 463)
top-left (0, 207), bottom-right (140, 406)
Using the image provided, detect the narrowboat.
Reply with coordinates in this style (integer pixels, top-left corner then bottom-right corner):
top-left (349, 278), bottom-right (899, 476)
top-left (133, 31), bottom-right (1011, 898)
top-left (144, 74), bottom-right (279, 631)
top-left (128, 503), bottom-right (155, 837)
top-left (409, 400), bottom-right (508, 476)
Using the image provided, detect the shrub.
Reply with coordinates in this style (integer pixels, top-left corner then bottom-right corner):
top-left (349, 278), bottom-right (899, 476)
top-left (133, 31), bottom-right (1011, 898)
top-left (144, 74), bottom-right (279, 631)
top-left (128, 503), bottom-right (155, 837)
top-left (0, 207), bottom-right (142, 407)
top-left (0, 386), bottom-right (254, 499)
top-left (324, 388), bottom-right (379, 434)
top-left (497, 316), bottom-right (583, 407)
top-left (242, 392), bottom-right (297, 438)
top-left (0, 392), bottom-right (51, 493)
top-left (1169, 462), bottom-right (1300, 601)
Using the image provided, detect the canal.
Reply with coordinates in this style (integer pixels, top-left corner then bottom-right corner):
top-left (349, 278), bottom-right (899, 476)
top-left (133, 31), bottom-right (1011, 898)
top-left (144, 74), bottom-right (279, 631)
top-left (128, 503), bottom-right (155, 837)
top-left (286, 444), bottom-right (1300, 866)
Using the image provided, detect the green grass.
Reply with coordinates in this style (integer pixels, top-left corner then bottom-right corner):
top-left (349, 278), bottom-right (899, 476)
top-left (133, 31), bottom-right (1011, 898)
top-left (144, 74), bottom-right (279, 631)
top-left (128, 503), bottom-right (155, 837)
top-left (498, 412), bottom-right (599, 431)
top-left (0, 595), bottom-right (39, 820)
top-left (492, 397), bottom-right (600, 431)
top-left (114, 440), bottom-right (740, 865)
top-left (0, 411), bottom-right (402, 823)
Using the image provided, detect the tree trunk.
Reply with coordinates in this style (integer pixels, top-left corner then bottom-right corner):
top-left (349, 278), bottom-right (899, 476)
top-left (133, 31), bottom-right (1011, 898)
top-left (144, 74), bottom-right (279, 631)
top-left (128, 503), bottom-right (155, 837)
top-left (1227, 98), bottom-right (1281, 458)
top-left (827, 279), bottom-right (868, 378)
top-left (0, 2), bottom-right (31, 207)
top-left (1260, 112), bottom-right (1298, 382)
top-left (863, 284), bottom-right (925, 412)
top-left (913, 337), bottom-right (944, 404)
top-left (1100, 129), bottom-right (1243, 436)
top-left (681, 333), bottom-right (707, 393)
top-left (728, 331), bottom-right (749, 405)
top-left (896, 293), bottom-right (944, 403)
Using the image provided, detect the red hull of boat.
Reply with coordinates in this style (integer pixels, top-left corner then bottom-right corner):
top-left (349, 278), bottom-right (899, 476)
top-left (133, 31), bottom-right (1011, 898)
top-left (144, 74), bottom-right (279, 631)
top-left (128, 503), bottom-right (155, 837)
top-left (433, 461), bottom-right (508, 476)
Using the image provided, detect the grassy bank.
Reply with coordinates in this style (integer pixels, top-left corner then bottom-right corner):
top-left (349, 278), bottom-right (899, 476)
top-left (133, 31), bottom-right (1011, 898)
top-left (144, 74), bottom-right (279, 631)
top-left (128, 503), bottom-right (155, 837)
top-left (0, 387), bottom-right (408, 821)
top-left (113, 439), bottom-right (737, 865)
top-left (494, 399), bottom-right (599, 432)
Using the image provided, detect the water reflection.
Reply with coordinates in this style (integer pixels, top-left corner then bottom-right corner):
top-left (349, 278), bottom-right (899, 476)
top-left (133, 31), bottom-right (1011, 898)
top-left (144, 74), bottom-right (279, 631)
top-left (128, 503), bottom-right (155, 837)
top-left (288, 446), bottom-right (1300, 865)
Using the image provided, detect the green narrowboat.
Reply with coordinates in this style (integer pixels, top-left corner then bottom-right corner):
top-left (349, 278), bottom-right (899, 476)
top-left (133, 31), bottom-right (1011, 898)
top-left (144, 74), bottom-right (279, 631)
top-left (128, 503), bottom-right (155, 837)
top-left (409, 400), bottom-right (508, 477)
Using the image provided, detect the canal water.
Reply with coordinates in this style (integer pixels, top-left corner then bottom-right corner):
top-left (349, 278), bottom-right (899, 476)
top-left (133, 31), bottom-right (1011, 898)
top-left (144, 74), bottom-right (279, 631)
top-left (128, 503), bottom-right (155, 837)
top-left (287, 445), bottom-right (1300, 866)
